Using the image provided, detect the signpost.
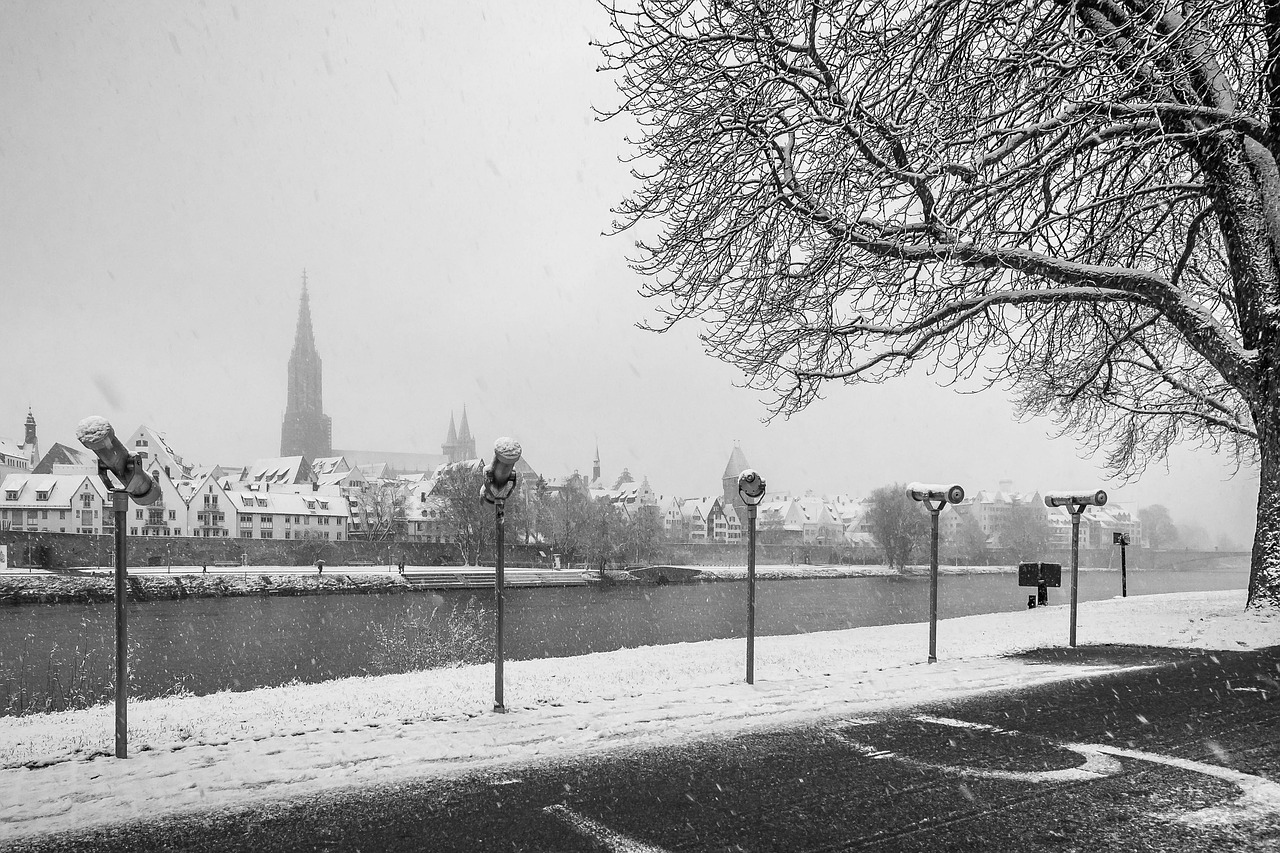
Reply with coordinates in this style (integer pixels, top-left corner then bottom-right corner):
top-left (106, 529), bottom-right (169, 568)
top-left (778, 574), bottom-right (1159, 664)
top-left (1113, 531), bottom-right (1131, 597)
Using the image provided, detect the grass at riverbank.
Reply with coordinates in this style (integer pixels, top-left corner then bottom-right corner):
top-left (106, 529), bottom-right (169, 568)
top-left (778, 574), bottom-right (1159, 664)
top-left (0, 571), bottom-right (412, 605)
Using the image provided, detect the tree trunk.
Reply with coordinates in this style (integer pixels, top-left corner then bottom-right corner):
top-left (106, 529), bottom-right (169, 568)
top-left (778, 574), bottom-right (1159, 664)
top-left (1249, 419), bottom-right (1280, 609)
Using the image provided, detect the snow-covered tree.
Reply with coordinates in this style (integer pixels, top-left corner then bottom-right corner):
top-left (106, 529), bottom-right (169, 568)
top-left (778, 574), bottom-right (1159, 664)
top-left (601, 0), bottom-right (1280, 608)
top-left (866, 484), bottom-right (929, 572)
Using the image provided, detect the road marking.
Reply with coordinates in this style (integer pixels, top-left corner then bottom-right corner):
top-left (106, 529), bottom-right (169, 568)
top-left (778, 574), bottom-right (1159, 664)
top-left (828, 716), bottom-right (1280, 828)
top-left (1093, 745), bottom-right (1280, 828)
top-left (544, 804), bottom-right (672, 853)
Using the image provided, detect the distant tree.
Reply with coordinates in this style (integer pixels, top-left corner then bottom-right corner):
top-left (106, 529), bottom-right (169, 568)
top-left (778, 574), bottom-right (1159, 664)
top-left (1000, 501), bottom-right (1054, 562)
top-left (431, 461), bottom-right (488, 566)
top-left (867, 484), bottom-right (929, 572)
top-left (539, 474), bottom-right (594, 567)
top-left (621, 504), bottom-right (665, 566)
top-left (1138, 504), bottom-right (1181, 551)
top-left (353, 479), bottom-right (406, 542)
top-left (584, 497), bottom-right (626, 577)
top-left (947, 516), bottom-right (991, 567)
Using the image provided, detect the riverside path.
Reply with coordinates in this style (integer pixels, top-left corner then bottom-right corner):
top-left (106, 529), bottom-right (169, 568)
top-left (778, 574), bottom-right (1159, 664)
top-left (6, 644), bottom-right (1278, 852)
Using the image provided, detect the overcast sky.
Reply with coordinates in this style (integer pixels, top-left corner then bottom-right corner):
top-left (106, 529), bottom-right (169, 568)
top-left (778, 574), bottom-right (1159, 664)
top-left (0, 1), bottom-right (1259, 545)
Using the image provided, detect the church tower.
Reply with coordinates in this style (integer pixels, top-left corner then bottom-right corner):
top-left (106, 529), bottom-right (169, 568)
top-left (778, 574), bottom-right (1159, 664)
top-left (722, 442), bottom-right (751, 515)
top-left (441, 407), bottom-right (477, 464)
top-left (280, 272), bottom-right (333, 459)
top-left (21, 408), bottom-right (38, 468)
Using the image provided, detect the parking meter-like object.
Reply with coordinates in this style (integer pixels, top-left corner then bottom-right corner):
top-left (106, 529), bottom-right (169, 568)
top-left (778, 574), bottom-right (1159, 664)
top-left (907, 482), bottom-right (964, 663)
top-left (1044, 489), bottom-right (1108, 647)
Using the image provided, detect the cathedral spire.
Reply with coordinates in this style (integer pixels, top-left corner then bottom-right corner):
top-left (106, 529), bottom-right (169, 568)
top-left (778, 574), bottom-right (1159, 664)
top-left (458, 406), bottom-right (472, 443)
top-left (280, 271), bottom-right (332, 458)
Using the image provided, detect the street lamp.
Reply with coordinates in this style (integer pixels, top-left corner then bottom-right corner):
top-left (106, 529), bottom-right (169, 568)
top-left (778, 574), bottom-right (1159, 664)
top-left (738, 469), bottom-right (766, 684)
top-left (483, 437), bottom-right (521, 712)
top-left (1044, 490), bottom-right (1108, 647)
top-left (75, 415), bottom-right (161, 759)
top-left (906, 482), bottom-right (965, 663)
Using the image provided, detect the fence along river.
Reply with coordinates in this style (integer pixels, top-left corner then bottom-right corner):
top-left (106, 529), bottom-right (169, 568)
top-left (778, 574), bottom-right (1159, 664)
top-left (0, 563), bottom-right (1249, 716)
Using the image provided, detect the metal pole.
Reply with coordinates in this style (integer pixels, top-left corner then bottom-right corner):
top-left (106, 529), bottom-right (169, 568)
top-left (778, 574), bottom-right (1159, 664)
top-left (746, 502), bottom-right (757, 685)
top-left (929, 506), bottom-right (941, 663)
top-left (1069, 509), bottom-right (1081, 648)
top-left (1120, 541), bottom-right (1128, 597)
top-left (113, 490), bottom-right (129, 759)
top-left (494, 497), bottom-right (506, 712)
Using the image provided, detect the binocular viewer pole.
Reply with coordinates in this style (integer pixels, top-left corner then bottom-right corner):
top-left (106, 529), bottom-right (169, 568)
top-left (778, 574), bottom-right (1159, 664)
top-left (738, 470), bottom-right (766, 684)
top-left (907, 483), bottom-right (964, 664)
top-left (1044, 490), bottom-right (1107, 648)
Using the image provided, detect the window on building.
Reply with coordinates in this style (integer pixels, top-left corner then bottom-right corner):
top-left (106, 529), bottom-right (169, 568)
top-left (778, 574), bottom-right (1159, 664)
top-left (35, 491), bottom-right (48, 501)
top-left (261, 515), bottom-right (273, 527)
top-left (59, 510), bottom-right (66, 519)
top-left (174, 528), bottom-right (181, 536)
top-left (136, 509), bottom-right (143, 520)
top-left (260, 531), bottom-right (273, 539)
top-left (81, 494), bottom-right (92, 507)
top-left (240, 531), bottom-right (251, 539)
top-left (4, 491), bottom-right (15, 500)
top-left (168, 510), bottom-right (176, 520)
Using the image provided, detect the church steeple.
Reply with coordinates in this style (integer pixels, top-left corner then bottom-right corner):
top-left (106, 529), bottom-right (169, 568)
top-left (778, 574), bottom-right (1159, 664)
top-left (442, 407), bottom-right (476, 463)
top-left (22, 408), bottom-right (38, 467)
top-left (280, 271), bottom-right (333, 459)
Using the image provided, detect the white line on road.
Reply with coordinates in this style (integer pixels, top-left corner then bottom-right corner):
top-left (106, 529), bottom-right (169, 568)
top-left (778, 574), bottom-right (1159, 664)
top-left (827, 716), bottom-right (1280, 829)
top-left (543, 804), bottom-right (673, 853)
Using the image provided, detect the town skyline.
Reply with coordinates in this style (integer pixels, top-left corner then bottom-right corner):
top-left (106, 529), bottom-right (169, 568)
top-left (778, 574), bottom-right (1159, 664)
top-left (0, 2), bottom-right (1259, 548)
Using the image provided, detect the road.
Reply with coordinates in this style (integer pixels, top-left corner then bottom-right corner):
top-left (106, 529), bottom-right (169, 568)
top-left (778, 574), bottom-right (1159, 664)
top-left (6, 644), bottom-right (1278, 852)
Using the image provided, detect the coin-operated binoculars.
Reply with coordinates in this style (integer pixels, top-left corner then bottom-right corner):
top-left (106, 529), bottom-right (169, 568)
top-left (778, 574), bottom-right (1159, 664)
top-left (738, 469), bottom-right (766, 685)
top-left (76, 415), bottom-right (161, 760)
top-left (483, 438), bottom-right (521, 712)
top-left (1044, 490), bottom-right (1107, 647)
top-left (907, 482), bottom-right (965, 663)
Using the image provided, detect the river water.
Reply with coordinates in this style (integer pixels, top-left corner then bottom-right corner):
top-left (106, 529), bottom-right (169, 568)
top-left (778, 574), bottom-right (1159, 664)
top-left (0, 566), bottom-right (1248, 715)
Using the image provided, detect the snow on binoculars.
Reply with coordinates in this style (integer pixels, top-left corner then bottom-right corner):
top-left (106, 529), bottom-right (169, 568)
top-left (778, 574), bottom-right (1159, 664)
top-left (906, 483), bottom-right (965, 504)
top-left (74, 415), bottom-right (161, 506)
top-left (1043, 490), bottom-right (1108, 508)
top-left (738, 469), bottom-right (766, 499)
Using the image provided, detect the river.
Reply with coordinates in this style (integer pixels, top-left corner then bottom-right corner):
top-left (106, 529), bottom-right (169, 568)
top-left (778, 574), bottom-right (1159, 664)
top-left (0, 566), bottom-right (1248, 715)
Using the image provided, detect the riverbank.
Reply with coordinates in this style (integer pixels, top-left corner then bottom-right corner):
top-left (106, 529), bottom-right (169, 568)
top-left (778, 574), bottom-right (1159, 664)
top-left (0, 571), bottom-right (413, 605)
top-left (0, 590), bottom-right (1273, 842)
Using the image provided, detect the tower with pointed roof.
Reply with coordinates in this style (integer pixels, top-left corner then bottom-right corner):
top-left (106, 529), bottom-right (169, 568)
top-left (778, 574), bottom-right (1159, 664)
top-left (22, 408), bottom-right (38, 468)
top-left (721, 442), bottom-right (752, 515)
top-left (592, 442), bottom-right (601, 484)
top-left (280, 272), bottom-right (333, 460)
top-left (441, 407), bottom-right (477, 463)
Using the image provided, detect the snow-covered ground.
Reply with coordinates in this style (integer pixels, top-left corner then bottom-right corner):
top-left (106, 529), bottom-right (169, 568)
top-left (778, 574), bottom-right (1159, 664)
top-left (0, 590), bottom-right (1274, 842)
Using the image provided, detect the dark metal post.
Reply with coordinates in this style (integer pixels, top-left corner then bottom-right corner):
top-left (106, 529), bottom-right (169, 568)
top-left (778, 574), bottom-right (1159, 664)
top-left (928, 504), bottom-right (942, 663)
top-left (1069, 509), bottom-right (1081, 648)
top-left (746, 501), bottom-right (757, 685)
top-left (494, 497), bottom-right (506, 712)
top-left (737, 469), bottom-right (766, 685)
top-left (112, 489), bottom-right (129, 759)
top-left (1120, 539), bottom-right (1128, 598)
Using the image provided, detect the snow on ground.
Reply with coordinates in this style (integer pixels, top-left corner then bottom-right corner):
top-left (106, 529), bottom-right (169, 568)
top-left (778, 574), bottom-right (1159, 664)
top-left (0, 590), bottom-right (1275, 841)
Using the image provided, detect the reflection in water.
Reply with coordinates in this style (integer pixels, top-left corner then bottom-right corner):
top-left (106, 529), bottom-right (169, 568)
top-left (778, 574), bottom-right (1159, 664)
top-left (0, 567), bottom-right (1247, 715)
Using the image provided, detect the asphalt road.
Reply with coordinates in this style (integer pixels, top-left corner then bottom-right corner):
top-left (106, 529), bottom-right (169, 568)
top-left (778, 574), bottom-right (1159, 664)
top-left (7, 644), bottom-right (1279, 852)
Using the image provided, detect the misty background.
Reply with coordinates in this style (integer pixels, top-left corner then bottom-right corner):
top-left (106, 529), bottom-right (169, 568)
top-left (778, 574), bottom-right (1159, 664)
top-left (0, 1), bottom-right (1258, 547)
